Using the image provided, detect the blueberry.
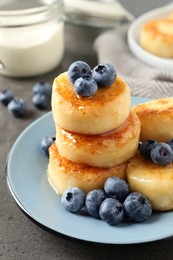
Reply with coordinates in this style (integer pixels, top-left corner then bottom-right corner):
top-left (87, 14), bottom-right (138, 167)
top-left (85, 189), bottom-right (107, 218)
top-left (104, 177), bottom-right (129, 202)
top-left (150, 142), bottom-right (173, 166)
top-left (99, 198), bottom-right (124, 226)
top-left (68, 61), bottom-right (91, 83)
top-left (32, 81), bottom-right (51, 97)
top-left (32, 93), bottom-right (50, 110)
top-left (61, 187), bottom-right (85, 213)
top-left (40, 136), bottom-right (56, 157)
top-left (139, 140), bottom-right (157, 160)
top-left (74, 76), bottom-right (98, 97)
top-left (0, 90), bottom-right (14, 106)
top-left (92, 63), bottom-right (117, 88)
top-left (167, 138), bottom-right (173, 151)
top-left (7, 98), bottom-right (26, 118)
top-left (123, 192), bottom-right (152, 222)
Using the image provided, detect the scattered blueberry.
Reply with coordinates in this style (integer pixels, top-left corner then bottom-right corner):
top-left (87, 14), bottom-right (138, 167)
top-left (32, 81), bottom-right (51, 97)
top-left (40, 136), bottom-right (56, 157)
top-left (0, 89), bottom-right (14, 106)
top-left (104, 177), bottom-right (129, 202)
top-left (85, 189), bottom-right (107, 218)
top-left (68, 61), bottom-right (91, 83)
top-left (99, 198), bottom-right (124, 226)
top-left (92, 63), bottom-right (117, 88)
top-left (123, 192), bottom-right (152, 223)
top-left (32, 93), bottom-right (50, 110)
top-left (7, 98), bottom-right (26, 118)
top-left (150, 142), bottom-right (173, 166)
top-left (74, 76), bottom-right (98, 97)
top-left (61, 187), bottom-right (85, 213)
top-left (139, 140), bottom-right (157, 160)
top-left (167, 138), bottom-right (173, 151)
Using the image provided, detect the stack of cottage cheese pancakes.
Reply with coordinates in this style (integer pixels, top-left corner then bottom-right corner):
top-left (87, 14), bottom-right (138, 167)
top-left (48, 61), bottom-right (173, 212)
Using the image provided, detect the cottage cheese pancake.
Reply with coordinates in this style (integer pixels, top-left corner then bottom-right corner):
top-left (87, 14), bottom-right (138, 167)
top-left (55, 111), bottom-right (140, 168)
top-left (140, 18), bottom-right (173, 58)
top-left (133, 97), bottom-right (173, 142)
top-left (127, 152), bottom-right (173, 211)
top-left (48, 143), bottom-right (127, 195)
top-left (51, 72), bottom-right (130, 135)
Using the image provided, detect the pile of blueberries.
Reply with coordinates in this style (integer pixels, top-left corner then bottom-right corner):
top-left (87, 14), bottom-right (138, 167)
top-left (139, 139), bottom-right (173, 166)
top-left (0, 81), bottom-right (51, 118)
top-left (68, 61), bottom-right (117, 97)
top-left (61, 177), bottom-right (152, 226)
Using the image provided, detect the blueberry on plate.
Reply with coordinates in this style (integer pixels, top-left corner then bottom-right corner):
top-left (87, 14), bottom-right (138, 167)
top-left (99, 198), bottom-right (124, 226)
top-left (7, 98), bottom-right (26, 118)
top-left (0, 89), bottom-right (14, 106)
top-left (139, 140), bottom-right (157, 160)
top-left (40, 136), bottom-right (56, 157)
top-left (32, 81), bottom-right (51, 97)
top-left (150, 142), bottom-right (173, 166)
top-left (68, 61), bottom-right (91, 83)
top-left (32, 93), bottom-right (50, 110)
top-left (123, 192), bottom-right (152, 223)
top-left (61, 187), bottom-right (85, 213)
top-left (92, 63), bottom-right (117, 88)
top-left (74, 76), bottom-right (97, 97)
top-left (104, 177), bottom-right (129, 202)
top-left (85, 189), bottom-right (107, 218)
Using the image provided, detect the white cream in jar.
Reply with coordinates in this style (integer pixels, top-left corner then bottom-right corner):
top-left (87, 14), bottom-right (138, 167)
top-left (0, 0), bottom-right (64, 77)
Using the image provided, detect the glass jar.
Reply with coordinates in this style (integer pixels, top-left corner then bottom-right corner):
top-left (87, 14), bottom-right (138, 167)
top-left (0, 0), bottom-right (64, 77)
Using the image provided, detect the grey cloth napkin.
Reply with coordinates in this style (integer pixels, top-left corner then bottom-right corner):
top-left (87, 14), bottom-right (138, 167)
top-left (94, 24), bottom-right (173, 99)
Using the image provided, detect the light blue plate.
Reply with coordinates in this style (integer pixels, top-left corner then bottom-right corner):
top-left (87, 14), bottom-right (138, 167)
top-left (6, 96), bottom-right (173, 244)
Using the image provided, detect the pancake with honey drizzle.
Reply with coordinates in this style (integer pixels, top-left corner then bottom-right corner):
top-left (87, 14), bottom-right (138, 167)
top-left (48, 143), bottom-right (127, 195)
top-left (51, 72), bottom-right (131, 135)
top-left (127, 152), bottom-right (173, 211)
top-left (55, 110), bottom-right (140, 168)
top-left (132, 97), bottom-right (173, 142)
top-left (140, 18), bottom-right (173, 58)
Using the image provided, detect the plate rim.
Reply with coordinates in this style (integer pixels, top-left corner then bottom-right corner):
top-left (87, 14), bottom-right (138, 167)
top-left (6, 96), bottom-right (173, 245)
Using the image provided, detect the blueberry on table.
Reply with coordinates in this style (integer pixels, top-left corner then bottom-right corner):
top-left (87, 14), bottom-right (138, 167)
top-left (150, 142), bottom-right (173, 166)
top-left (99, 198), bottom-right (124, 226)
top-left (85, 189), bottom-right (107, 218)
top-left (32, 81), bottom-right (51, 97)
top-left (40, 136), bottom-right (55, 157)
top-left (123, 192), bottom-right (152, 223)
top-left (0, 89), bottom-right (14, 106)
top-left (61, 187), bottom-right (85, 213)
top-left (74, 76), bottom-right (98, 97)
top-left (92, 63), bottom-right (117, 88)
top-left (104, 177), bottom-right (129, 202)
top-left (7, 98), bottom-right (26, 118)
top-left (32, 93), bottom-right (49, 110)
top-left (68, 61), bottom-right (91, 83)
top-left (139, 140), bottom-right (157, 160)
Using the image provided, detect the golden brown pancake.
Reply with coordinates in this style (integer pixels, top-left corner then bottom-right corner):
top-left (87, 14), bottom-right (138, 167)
top-left (140, 18), bottom-right (173, 58)
top-left (48, 143), bottom-right (128, 195)
top-left (51, 72), bottom-right (131, 135)
top-left (55, 110), bottom-right (140, 167)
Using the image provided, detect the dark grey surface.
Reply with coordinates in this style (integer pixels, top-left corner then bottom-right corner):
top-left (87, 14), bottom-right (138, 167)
top-left (1, 1), bottom-right (173, 259)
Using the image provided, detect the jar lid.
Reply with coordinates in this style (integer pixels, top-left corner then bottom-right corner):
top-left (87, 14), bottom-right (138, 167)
top-left (63, 0), bottom-right (133, 28)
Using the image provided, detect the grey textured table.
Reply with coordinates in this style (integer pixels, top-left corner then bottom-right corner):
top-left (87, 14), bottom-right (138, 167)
top-left (1, 1), bottom-right (173, 259)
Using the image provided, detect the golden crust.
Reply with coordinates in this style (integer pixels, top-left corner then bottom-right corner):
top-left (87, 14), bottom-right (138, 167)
top-left (140, 19), bottom-right (173, 58)
top-left (51, 72), bottom-right (131, 135)
top-left (48, 143), bottom-right (127, 195)
top-left (132, 97), bottom-right (173, 142)
top-left (127, 153), bottom-right (173, 211)
top-left (55, 110), bottom-right (140, 167)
